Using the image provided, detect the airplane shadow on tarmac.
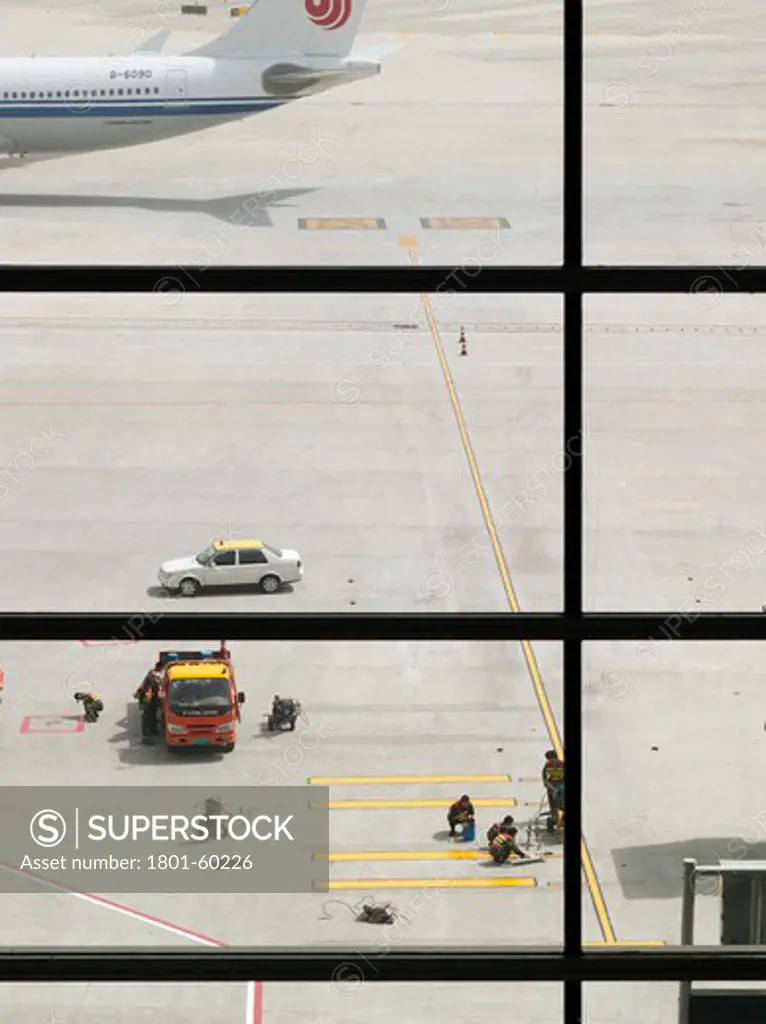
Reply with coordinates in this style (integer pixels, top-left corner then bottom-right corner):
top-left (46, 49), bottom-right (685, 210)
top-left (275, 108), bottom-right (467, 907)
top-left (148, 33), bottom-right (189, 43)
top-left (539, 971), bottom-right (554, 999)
top-left (0, 187), bottom-right (318, 226)
top-left (109, 703), bottom-right (228, 767)
top-left (613, 839), bottom-right (766, 899)
top-left (145, 584), bottom-right (296, 600)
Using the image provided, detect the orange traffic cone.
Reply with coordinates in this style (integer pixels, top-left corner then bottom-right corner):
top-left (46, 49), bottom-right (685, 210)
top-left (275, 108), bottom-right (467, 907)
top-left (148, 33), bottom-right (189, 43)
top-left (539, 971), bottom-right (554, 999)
top-left (459, 326), bottom-right (467, 356)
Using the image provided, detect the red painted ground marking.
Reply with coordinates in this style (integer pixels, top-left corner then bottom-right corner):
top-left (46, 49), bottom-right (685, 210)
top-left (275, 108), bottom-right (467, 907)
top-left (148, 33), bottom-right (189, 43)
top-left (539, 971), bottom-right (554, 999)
top-left (0, 861), bottom-right (265, 1020)
top-left (20, 714), bottom-right (84, 734)
top-left (253, 979), bottom-right (264, 1024)
top-left (0, 860), bottom-right (225, 943)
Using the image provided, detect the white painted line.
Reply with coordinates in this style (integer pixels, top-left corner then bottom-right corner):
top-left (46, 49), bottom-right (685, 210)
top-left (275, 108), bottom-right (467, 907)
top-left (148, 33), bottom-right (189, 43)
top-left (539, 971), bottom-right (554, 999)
top-left (0, 861), bottom-right (262, 1022)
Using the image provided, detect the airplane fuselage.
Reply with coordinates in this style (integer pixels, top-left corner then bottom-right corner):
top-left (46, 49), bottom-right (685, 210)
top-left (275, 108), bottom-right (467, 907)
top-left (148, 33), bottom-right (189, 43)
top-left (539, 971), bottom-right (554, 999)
top-left (0, 53), bottom-right (375, 157)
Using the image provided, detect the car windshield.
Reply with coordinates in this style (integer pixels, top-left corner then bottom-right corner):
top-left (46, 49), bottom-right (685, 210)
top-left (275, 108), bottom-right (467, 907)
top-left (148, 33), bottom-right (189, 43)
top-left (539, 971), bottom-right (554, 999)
top-left (262, 544), bottom-right (282, 558)
top-left (168, 677), bottom-right (231, 715)
top-left (195, 544), bottom-right (216, 566)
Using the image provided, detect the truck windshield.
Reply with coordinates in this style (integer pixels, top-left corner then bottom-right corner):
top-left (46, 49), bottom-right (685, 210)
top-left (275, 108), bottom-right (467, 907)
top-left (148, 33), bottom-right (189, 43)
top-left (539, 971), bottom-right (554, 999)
top-left (169, 677), bottom-right (231, 715)
top-left (195, 544), bottom-right (216, 566)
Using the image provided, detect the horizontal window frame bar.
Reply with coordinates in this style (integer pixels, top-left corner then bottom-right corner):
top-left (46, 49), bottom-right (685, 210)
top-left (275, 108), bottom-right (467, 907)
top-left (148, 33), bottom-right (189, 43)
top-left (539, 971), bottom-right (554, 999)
top-left (5, 948), bottom-right (766, 983)
top-left (0, 267), bottom-right (765, 292)
top-left (5, 612), bottom-right (766, 641)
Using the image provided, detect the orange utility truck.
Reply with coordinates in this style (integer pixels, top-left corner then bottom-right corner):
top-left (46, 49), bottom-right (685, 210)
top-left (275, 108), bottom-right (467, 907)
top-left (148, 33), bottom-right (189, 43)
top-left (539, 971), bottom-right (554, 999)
top-left (153, 642), bottom-right (245, 753)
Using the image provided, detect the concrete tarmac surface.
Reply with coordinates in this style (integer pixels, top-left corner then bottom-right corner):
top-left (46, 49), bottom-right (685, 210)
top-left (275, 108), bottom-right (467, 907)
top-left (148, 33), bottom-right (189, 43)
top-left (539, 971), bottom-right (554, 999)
top-left (0, 637), bottom-right (564, 1024)
top-left (4, 289), bottom-right (766, 1023)
top-left (2, 0), bottom-right (764, 1019)
top-left (0, 293), bottom-right (563, 613)
top-left (0, 283), bottom-right (567, 1023)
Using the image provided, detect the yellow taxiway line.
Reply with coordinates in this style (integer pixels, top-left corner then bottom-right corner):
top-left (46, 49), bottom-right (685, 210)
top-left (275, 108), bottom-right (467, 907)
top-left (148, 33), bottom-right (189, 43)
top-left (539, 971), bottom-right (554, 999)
top-left (584, 941), bottom-right (667, 947)
top-left (308, 775), bottom-right (511, 785)
top-left (320, 877), bottom-right (537, 890)
top-left (309, 794), bottom-right (514, 811)
top-left (317, 850), bottom-right (562, 862)
top-left (312, 798), bottom-right (516, 810)
top-left (415, 264), bottom-right (619, 945)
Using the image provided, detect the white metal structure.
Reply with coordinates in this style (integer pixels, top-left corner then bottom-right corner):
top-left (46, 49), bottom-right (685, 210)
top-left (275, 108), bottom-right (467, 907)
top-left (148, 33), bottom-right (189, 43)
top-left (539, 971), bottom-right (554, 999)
top-left (0, 0), bottom-right (390, 161)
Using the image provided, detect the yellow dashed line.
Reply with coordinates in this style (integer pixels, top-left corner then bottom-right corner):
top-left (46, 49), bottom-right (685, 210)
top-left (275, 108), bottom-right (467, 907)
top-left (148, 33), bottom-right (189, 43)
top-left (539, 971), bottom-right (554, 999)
top-left (317, 850), bottom-right (563, 862)
top-left (308, 775), bottom-right (511, 785)
top-left (321, 878), bottom-right (537, 890)
top-left (312, 798), bottom-right (516, 810)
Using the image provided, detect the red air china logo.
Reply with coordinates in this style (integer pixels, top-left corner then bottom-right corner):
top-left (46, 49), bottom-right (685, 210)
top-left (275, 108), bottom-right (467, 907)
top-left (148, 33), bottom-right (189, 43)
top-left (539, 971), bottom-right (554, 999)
top-left (305, 0), bottom-right (351, 30)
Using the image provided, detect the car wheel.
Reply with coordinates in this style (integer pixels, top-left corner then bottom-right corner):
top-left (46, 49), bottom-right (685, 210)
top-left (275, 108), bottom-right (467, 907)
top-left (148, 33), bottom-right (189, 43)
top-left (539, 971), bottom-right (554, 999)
top-left (221, 744), bottom-right (235, 754)
top-left (179, 577), bottom-right (200, 597)
top-left (260, 574), bottom-right (280, 594)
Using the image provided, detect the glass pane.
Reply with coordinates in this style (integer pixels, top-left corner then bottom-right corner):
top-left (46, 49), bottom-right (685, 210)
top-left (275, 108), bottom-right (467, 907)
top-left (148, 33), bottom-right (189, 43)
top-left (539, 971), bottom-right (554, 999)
top-left (585, 1), bottom-right (748, 263)
top-left (0, 293), bottom-right (562, 612)
top-left (0, 982), bottom-right (564, 1023)
top-left (0, 1), bottom-right (561, 265)
top-left (585, 295), bottom-right (766, 611)
top-left (0, 640), bottom-right (562, 948)
top-left (585, 984), bottom-right (685, 1022)
top-left (585, 640), bottom-right (766, 950)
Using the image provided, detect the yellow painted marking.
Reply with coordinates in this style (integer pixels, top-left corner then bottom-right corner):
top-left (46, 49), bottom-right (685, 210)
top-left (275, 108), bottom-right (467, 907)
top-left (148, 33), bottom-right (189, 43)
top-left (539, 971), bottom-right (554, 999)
top-left (308, 775), bottom-right (511, 785)
top-left (397, 234), bottom-right (418, 247)
top-left (313, 798), bottom-right (516, 810)
top-left (397, 30), bottom-right (410, 38)
top-left (421, 217), bottom-right (506, 230)
top-left (585, 941), bottom-right (666, 947)
top-left (414, 255), bottom-right (618, 946)
top-left (321, 878), bottom-right (537, 890)
top-left (317, 850), bottom-right (563, 862)
top-left (302, 218), bottom-right (383, 230)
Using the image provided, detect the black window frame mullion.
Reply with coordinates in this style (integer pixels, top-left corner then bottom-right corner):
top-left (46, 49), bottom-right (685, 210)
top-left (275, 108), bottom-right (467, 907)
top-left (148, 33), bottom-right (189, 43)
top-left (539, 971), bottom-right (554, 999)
top-left (563, 0), bottom-right (584, 1014)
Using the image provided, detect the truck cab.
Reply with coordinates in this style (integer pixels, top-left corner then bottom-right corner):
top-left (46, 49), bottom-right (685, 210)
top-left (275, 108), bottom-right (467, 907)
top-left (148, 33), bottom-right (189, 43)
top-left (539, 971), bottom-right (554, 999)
top-left (156, 646), bottom-right (245, 753)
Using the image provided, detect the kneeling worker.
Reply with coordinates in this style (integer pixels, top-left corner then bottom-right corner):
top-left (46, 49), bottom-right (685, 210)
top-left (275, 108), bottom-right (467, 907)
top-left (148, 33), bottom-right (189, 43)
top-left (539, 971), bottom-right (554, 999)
top-left (74, 691), bottom-right (103, 723)
top-left (487, 814), bottom-right (518, 846)
top-left (487, 816), bottom-right (528, 860)
top-left (447, 794), bottom-right (475, 837)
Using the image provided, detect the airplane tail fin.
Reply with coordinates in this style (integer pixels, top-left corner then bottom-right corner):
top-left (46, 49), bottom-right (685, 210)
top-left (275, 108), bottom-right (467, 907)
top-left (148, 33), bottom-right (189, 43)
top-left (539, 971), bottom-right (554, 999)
top-left (187, 0), bottom-right (368, 59)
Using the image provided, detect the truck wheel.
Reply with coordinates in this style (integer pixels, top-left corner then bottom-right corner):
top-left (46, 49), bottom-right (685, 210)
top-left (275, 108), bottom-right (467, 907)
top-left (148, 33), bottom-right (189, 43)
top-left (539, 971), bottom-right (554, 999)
top-left (179, 577), bottom-right (200, 597)
top-left (221, 743), bottom-right (235, 753)
top-left (260, 574), bottom-right (280, 594)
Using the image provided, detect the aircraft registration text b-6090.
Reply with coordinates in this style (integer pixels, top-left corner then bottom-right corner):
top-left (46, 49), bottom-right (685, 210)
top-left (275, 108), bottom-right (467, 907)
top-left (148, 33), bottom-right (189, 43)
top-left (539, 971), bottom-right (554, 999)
top-left (109, 69), bottom-right (154, 79)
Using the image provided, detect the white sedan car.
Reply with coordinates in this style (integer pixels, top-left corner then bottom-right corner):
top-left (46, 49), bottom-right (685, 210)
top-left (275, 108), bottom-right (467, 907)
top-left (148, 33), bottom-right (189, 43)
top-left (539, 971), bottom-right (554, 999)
top-left (158, 539), bottom-right (303, 597)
